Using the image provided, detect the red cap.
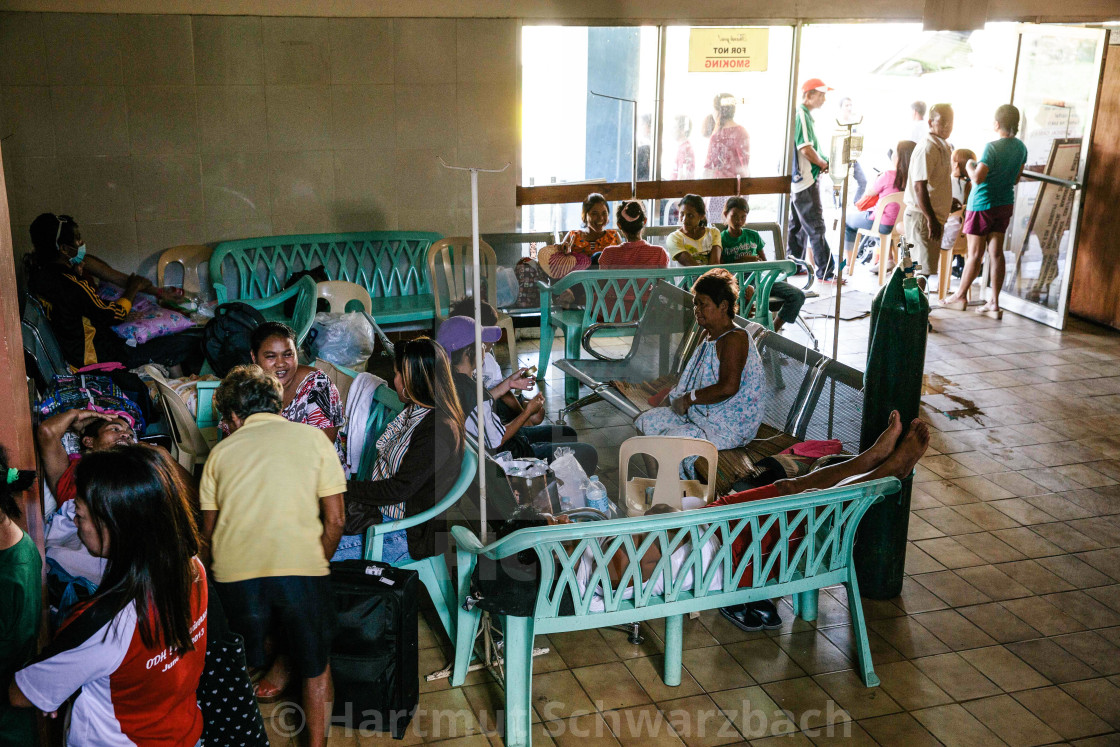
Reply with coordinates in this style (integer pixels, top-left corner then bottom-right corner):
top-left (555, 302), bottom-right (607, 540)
top-left (801, 78), bottom-right (834, 93)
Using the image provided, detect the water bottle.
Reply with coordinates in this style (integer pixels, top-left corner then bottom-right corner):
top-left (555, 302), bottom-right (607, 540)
top-left (584, 476), bottom-right (611, 515)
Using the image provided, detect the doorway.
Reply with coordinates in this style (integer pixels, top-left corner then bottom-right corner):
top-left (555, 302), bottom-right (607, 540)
top-left (1002, 25), bottom-right (1109, 328)
top-left (794, 23), bottom-right (1108, 329)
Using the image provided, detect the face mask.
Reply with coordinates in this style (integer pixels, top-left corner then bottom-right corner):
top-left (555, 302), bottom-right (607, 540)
top-left (69, 244), bottom-right (87, 266)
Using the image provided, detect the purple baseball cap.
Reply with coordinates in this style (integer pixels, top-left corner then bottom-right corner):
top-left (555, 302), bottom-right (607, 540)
top-left (436, 315), bottom-right (502, 354)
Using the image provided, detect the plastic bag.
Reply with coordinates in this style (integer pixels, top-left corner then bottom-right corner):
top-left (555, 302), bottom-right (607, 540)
top-left (549, 447), bottom-right (589, 509)
top-left (499, 458), bottom-right (551, 510)
top-left (496, 266), bottom-right (519, 308)
top-left (310, 311), bottom-right (376, 368)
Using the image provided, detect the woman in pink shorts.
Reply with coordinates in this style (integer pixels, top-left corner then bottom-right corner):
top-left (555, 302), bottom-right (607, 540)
top-left (939, 104), bottom-right (1028, 318)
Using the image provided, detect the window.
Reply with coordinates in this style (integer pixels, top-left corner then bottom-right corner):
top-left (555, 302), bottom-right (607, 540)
top-left (521, 26), bottom-right (658, 234)
top-left (659, 26), bottom-right (795, 225)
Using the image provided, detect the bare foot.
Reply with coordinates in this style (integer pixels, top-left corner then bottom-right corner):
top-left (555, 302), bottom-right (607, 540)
top-left (852, 410), bottom-right (903, 473)
top-left (878, 419), bottom-right (930, 479)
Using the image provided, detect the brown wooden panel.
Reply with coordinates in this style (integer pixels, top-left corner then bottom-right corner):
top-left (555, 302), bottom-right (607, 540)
top-left (516, 176), bottom-right (792, 206)
top-left (0, 142), bottom-right (40, 538)
top-left (0, 142), bottom-right (54, 747)
top-left (1070, 45), bottom-right (1120, 329)
top-left (4, 0), bottom-right (1120, 24)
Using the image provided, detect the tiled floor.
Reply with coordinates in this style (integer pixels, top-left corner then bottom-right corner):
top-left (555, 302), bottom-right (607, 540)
top-left (271, 290), bottom-right (1120, 746)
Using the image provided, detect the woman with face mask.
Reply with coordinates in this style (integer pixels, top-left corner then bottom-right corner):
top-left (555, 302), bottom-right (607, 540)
top-left (26, 212), bottom-right (203, 374)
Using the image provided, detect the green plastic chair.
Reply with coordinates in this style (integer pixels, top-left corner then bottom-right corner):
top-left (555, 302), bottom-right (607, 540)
top-left (357, 386), bottom-right (479, 641)
top-left (237, 274), bottom-right (318, 346)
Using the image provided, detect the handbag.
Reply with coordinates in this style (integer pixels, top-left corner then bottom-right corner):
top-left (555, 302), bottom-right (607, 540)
top-left (343, 494), bottom-right (385, 535)
top-left (38, 374), bottom-right (147, 431)
top-left (513, 258), bottom-right (544, 308)
top-left (855, 193), bottom-right (879, 212)
top-left (197, 582), bottom-right (269, 747)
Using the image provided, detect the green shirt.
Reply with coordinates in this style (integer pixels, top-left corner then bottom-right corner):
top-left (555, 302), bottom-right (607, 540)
top-left (720, 228), bottom-right (765, 263)
top-left (0, 531), bottom-right (42, 747)
top-left (794, 104), bottom-right (822, 182)
top-left (967, 136), bottom-right (1028, 211)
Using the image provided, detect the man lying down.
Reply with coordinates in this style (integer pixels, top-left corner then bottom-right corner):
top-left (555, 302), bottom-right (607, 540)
top-left (473, 412), bottom-right (929, 626)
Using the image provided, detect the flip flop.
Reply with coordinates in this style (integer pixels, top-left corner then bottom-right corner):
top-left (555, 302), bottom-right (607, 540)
top-left (254, 676), bottom-right (288, 704)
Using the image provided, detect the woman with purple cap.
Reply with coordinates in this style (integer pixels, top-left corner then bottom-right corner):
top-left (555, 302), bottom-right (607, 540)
top-left (437, 316), bottom-right (599, 478)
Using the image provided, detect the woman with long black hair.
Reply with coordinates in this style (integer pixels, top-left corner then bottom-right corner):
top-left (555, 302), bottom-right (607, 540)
top-left (9, 446), bottom-right (208, 746)
top-left (344, 337), bottom-right (466, 564)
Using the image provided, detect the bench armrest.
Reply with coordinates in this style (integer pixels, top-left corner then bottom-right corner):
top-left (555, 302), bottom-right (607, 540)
top-left (212, 282), bottom-right (230, 305)
top-left (366, 449), bottom-right (478, 536)
top-left (238, 275), bottom-right (318, 344)
top-left (581, 321), bottom-right (640, 360)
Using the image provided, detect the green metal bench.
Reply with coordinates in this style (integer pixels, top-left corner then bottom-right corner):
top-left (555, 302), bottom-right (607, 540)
top-left (451, 477), bottom-right (899, 746)
top-left (209, 231), bottom-right (443, 329)
top-left (354, 384), bottom-right (479, 641)
top-left (537, 261), bottom-right (796, 402)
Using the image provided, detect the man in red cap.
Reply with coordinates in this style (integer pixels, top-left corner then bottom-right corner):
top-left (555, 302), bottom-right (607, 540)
top-left (789, 78), bottom-right (838, 283)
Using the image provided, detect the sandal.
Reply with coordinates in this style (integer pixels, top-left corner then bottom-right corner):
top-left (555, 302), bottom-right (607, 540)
top-left (937, 298), bottom-right (967, 311)
top-left (975, 303), bottom-right (1003, 319)
top-left (254, 676), bottom-right (287, 704)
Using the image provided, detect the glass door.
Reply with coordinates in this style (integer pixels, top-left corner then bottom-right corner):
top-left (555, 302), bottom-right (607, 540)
top-left (1001, 25), bottom-right (1108, 328)
top-left (657, 25), bottom-right (796, 227)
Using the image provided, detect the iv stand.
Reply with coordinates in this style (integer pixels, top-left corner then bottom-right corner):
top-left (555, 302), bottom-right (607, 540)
top-left (437, 156), bottom-right (510, 544)
top-left (830, 117), bottom-right (862, 362)
top-left (427, 157), bottom-right (550, 683)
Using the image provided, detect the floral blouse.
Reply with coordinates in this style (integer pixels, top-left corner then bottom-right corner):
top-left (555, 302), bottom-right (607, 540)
top-left (286, 369), bottom-right (343, 432)
top-left (562, 229), bottom-right (622, 258)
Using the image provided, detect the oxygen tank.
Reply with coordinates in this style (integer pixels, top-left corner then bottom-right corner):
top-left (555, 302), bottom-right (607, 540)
top-left (853, 239), bottom-right (929, 599)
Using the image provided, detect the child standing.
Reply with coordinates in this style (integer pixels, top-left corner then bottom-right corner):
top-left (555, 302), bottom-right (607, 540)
top-left (940, 148), bottom-right (975, 258)
top-left (940, 104), bottom-right (1027, 316)
top-left (720, 197), bottom-right (806, 333)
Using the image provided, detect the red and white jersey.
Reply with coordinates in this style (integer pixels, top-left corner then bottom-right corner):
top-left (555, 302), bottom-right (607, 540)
top-left (16, 561), bottom-right (208, 746)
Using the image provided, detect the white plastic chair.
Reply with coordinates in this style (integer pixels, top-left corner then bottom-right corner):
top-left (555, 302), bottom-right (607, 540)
top-left (157, 245), bottom-right (212, 295)
top-left (619, 436), bottom-right (718, 516)
top-left (154, 379), bottom-right (211, 474)
top-left (316, 280), bottom-right (373, 314)
top-left (427, 238), bottom-right (517, 367)
top-left (849, 193), bottom-right (904, 285)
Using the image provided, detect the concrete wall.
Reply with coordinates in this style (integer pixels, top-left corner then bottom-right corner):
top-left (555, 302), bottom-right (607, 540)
top-left (0, 12), bottom-right (519, 279)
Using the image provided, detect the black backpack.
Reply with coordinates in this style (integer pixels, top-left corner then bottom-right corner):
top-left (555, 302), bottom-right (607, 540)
top-left (202, 303), bottom-right (266, 377)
